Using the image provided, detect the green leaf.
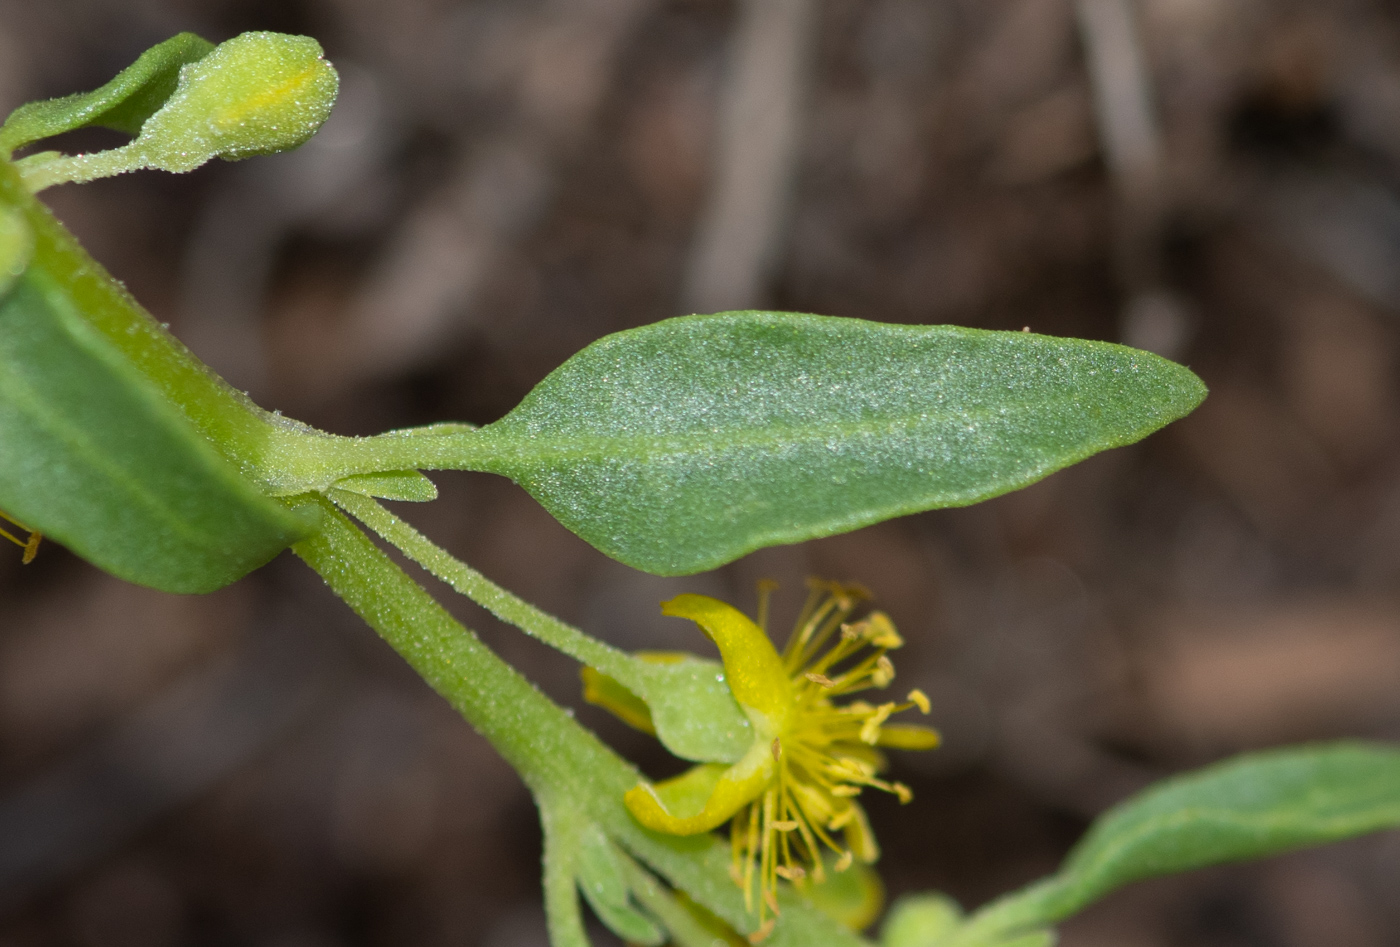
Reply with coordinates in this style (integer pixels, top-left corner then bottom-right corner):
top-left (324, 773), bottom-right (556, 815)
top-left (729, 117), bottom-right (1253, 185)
top-left (0, 33), bottom-right (215, 153)
top-left (576, 822), bottom-right (666, 946)
top-left (472, 312), bottom-right (1207, 575)
top-left (1048, 741), bottom-right (1400, 917)
top-left (962, 742), bottom-right (1400, 941)
top-left (0, 265), bottom-right (317, 592)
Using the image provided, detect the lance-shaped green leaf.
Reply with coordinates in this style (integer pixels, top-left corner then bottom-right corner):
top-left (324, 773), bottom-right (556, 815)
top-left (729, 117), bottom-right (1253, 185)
top-left (468, 312), bottom-right (1207, 575)
top-left (959, 742), bottom-right (1400, 942)
top-left (0, 32), bottom-right (216, 154)
top-left (0, 264), bottom-right (317, 592)
top-left (1048, 741), bottom-right (1400, 917)
top-left (576, 822), bottom-right (666, 945)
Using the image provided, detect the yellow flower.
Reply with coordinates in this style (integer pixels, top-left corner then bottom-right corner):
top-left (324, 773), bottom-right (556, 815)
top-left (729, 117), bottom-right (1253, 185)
top-left (584, 580), bottom-right (939, 941)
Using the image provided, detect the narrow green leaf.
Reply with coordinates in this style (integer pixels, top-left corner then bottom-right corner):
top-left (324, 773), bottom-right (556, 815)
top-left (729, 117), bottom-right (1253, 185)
top-left (0, 33), bottom-right (215, 153)
top-left (577, 823), bottom-right (666, 945)
top-left (0, 266), bottom-right (316, 592)
top-left (471, 312), bottom-right (1207, 575)
top-left (964, 742), bottom-right (1400, 941)
top-left (1049, 742), bottom-right (1400, 917)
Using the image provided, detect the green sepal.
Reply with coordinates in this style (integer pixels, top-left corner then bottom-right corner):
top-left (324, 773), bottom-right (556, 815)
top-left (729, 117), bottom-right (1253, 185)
top-left (617, 656), bottom-right (754, 764)
top-left (0, 264), bottom-right (317, 592)
top-left (0, 32), bottom-right (216, 153)
top-left (472, 312), bottom-right (1207, 575)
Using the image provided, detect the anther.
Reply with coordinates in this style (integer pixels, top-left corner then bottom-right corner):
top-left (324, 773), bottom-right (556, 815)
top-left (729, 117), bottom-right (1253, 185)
top-left (775, 865), bottom-right (806, 880)
top-left (893, 782), bottom-right (913, 804)
top-left (834, 851), bottom-right (854, 872)
top-left (907, 688), bottom-right (931, 714)
top-left (771, 820), bottom-right (799, 831)
top-left (804, 672), bottom-right (836, 688)
top-left (867, 613), bottom-right (903, 649)
top-left (771, 738), bottom-right (782, 760)
top-left (872, 655), bottom-right (895, 687)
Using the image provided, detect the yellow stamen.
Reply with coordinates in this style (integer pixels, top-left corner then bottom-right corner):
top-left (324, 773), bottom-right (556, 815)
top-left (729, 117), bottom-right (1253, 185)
top-left (0, 511), bottom-right (40, 564)
top-left (626, 580), bottom-right (939, 934)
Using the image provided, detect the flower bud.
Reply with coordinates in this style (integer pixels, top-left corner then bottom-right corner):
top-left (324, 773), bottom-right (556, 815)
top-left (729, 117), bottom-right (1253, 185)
top-left (134, 31), bottom-right (338, 172)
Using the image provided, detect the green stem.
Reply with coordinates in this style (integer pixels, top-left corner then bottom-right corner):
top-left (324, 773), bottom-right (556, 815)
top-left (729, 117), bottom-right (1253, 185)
top-left (328, 487), bottom-right (651, 689)
top-left (292, 497), bottom-right (867, 947)
top-left (945, 878), bottom-right (1068, 947)
top-left (15, 144), bottom-right (147, 192)
top-left (292, 496), bottom-right (629, 795)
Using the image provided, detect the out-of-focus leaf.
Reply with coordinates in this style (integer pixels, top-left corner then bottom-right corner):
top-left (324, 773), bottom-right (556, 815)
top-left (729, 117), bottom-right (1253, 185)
top-left (880, 894), bottom-right (962, 947)
top-left (469, 312), bottom-right (1207, 575)
top-left (1044, 742), bottom-right (1400, 918)
top-left (801, 856), bottom-right (884, 931)
top-left (964, 742), bottom-right (1400, 942)
top-left (0, 266), bottom-right (317, 592)
top-left (0, 33), bottom-right (215, 152)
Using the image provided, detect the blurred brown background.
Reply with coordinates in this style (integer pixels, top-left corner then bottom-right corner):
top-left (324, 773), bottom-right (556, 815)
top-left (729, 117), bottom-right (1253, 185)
top-left (2, 0), bottom-right (1400, 944)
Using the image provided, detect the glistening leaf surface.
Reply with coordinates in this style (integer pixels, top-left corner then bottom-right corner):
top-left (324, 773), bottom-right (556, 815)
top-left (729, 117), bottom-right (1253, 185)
top-left (0, 33), bottom-right (215, 152)
top-left (0, 267), bottom-right (315, 592)
top-left (475, 312), bottom-right (1207, 575)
